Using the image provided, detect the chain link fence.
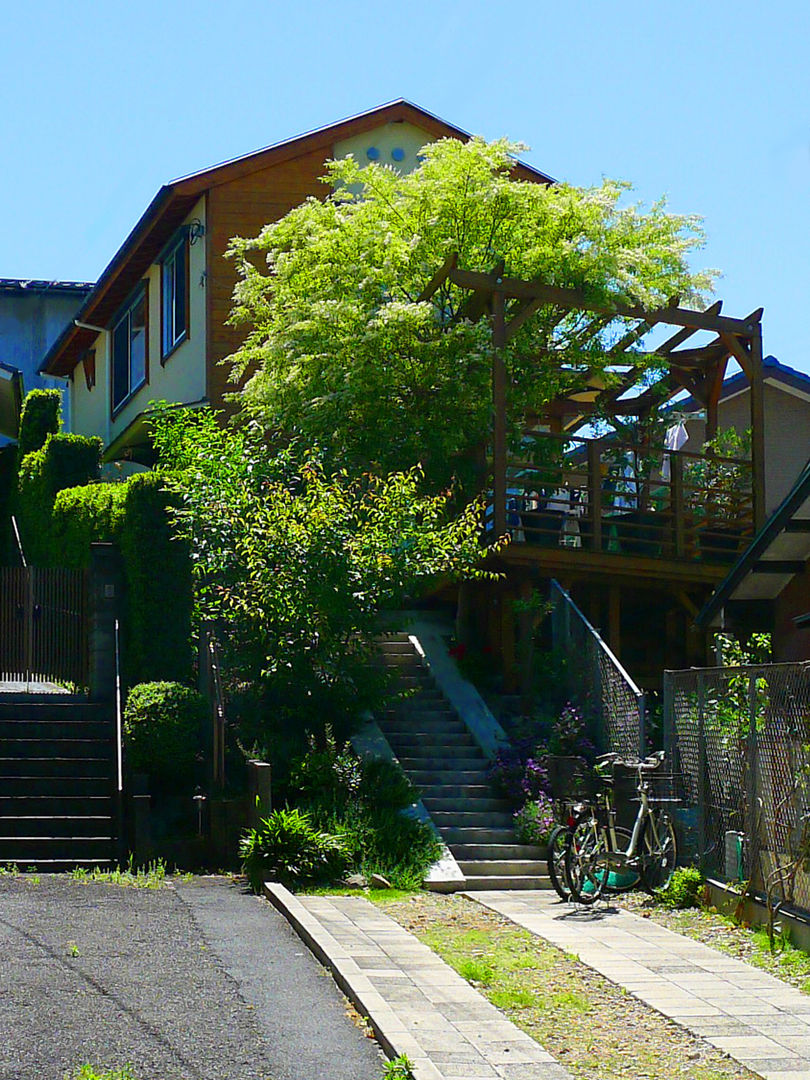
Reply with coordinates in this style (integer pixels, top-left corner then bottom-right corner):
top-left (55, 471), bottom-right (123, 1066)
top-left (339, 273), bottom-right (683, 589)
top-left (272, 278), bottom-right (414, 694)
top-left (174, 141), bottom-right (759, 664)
top-left (664, 662), bottom-right (810, 914)
top-left (550, 580), bottom-right (645, 758)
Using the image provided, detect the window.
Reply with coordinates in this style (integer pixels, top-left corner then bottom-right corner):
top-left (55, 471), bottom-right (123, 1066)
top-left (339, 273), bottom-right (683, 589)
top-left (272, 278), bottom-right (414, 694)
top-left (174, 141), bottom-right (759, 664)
top-left (161, 233), bottom-right (188, 359)
top-left (112, 284), bottom-right (148, 413)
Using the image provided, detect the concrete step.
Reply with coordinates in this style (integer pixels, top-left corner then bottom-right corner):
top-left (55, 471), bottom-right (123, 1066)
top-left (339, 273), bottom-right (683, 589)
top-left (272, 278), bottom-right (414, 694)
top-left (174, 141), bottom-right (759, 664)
top-left (406, 770), bottom-right (491, 787)
top-left (0, 720), bottom-right (112, 740)
top-left (397, 757), bottom-right (486, 772)
top-left (441, 827), bottom-right (517, 844)
top-left (0, 775), bottom-right (112, 796)
top-left (449, 843), bottom-right (546, 861)
top-left (0, 701), bottom-right (108, 720)
top-left (456, 859), bottom-right (547, 877)
top-left (431, 810), bottom-right (514, 828)
top-left (0, 836), bottom-right (114, 861)
top-left (386, 732), bottom-right (477, 749)
top-left (0, 795), bottom-right (114, 816)
top-left (418, 784), bottom-right (494, 800)
top-left (462, 875), bottom-right (551, 891)
top-left (0, 739), bottom-right (113, 759)
top-left (0, 757), bottom-right (111, 778)
top-left (382, 717), bottom-right (467, 733)
top-left (421, 797), bottom-right (511, 813)
top-left (0, 816), bottom-right (114, 838)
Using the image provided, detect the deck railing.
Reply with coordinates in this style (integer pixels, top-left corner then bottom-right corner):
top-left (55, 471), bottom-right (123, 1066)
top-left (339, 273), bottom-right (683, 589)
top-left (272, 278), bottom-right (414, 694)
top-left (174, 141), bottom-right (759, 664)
top-left (488, 430), bottom-right (754, 564)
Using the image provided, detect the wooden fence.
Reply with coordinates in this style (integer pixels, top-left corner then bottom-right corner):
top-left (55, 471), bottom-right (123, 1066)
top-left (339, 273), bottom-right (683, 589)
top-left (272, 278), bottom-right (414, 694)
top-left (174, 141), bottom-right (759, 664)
top-left (0, 567), bottom-right (89, 689)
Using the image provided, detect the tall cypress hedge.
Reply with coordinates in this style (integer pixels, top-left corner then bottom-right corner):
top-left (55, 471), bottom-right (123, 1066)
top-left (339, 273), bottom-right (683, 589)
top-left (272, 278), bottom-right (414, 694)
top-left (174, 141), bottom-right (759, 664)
top-left (16, 388), bottom-right (61, 459)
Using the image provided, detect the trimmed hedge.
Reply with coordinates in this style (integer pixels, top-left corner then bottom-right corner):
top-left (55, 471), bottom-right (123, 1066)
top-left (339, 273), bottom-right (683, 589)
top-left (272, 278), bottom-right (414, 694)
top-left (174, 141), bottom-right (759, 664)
top-left (51, 482), bottom-right (128, 569)
top-left (16, 433), bottom-right (102, 565)
top-left (119, 473), bottom-right (192, 686)
top-left (123, 681), bottom-right (206, 792)
top-left (17, 388), bottom-right (60, 458)
top-left (0, 444), bottom-right (17, 564)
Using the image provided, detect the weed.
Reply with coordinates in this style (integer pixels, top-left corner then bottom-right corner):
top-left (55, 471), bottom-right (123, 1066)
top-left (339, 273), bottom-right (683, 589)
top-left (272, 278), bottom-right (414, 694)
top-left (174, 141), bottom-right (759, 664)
top-left (0, 863), bottom-right (20, 877)
top-left (656, 866), bottom-right (705, 909)
top-left (382, 1055), bottom-right (414, 1080)
top-left (459, 958), bottom-right (495, 986)
top-left (489, 988), bottom-right (534, 1009)
top-left (67, 941), bottom-right (79, 957)
top-left (68, 1067), bottom-right (135, 1080)
top-left (70, 856), bottom-right (167, 889)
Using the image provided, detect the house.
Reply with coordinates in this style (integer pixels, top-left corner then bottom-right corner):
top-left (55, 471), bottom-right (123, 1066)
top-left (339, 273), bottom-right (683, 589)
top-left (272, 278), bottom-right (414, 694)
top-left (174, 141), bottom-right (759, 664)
top-left (38, 100), bottom-right (551, 467)
top-left (0, 278), bottom-right (92, 444)
top-left (676, 355), bottom-right (810, 517)
top-left (696, 457), bottom-right (810, 661)
top-left (38, 100), bottom-right (770, 692)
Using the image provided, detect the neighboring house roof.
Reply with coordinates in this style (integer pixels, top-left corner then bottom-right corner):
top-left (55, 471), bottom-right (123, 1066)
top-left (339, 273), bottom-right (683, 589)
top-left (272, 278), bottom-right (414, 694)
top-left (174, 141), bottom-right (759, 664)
top-left (697, 458), bottom-right (810, 627)
top-left (39, 99), bottom-right (554, 380)
top-left (0, 279), bottom-right (93, 295)
top-left (676, 355), bottom-right (810, 413)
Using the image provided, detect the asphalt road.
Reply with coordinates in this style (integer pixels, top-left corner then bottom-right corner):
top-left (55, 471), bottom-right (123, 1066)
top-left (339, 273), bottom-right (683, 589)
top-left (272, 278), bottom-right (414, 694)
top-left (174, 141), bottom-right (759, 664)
top-left (0, 874), bottom-right (385, 1080)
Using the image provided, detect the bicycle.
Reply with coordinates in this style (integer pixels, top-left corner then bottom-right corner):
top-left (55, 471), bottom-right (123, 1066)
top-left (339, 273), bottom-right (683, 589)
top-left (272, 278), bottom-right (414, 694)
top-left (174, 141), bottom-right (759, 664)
top-left (565, 750), bottom-right (678, 905)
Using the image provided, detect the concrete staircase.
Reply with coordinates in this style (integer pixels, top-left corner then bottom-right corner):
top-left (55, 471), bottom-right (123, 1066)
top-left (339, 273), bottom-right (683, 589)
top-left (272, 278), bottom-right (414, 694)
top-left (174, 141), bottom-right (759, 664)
top-left (377, 634), bottom-right (549, 890)
top-left (0, 694), bottom-right (117, 870)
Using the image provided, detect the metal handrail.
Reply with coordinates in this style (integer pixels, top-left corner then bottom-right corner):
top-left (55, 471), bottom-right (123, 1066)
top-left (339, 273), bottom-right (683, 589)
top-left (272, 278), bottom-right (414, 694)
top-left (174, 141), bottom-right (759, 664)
top-left (114, 617), bottom-right (125, 864)
top-left (207, 632), bottom-right (226, 789)
top-left (551, 578), bottom-right (646, 756)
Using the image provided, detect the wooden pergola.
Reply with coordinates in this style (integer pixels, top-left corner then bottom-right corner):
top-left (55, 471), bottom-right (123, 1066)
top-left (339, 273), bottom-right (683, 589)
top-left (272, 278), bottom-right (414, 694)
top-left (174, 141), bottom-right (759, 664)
top-left (421, 255), bottom-right (766, 537)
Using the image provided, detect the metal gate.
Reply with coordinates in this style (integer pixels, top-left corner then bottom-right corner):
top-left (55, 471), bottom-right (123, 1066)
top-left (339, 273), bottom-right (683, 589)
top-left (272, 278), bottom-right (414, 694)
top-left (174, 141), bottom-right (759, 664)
top-left (0, 567), bottom-right (89, 690)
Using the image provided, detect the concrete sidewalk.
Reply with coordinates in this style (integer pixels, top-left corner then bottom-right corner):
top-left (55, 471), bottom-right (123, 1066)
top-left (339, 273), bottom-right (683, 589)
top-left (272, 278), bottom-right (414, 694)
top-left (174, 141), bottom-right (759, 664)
top-left (266, 884), bottom-right (573, 1080)
top-left (473, 890), bottom-right (810, 1080)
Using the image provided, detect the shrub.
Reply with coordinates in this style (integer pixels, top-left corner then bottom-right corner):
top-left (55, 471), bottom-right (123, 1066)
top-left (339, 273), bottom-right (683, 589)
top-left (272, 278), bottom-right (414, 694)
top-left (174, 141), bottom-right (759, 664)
top-left (119, 473), bottom-right (192, 685)
top-left (51, 483), bottom-right (128, 568)
top-left (656, 866), bottom-right (705, 909)
top-left (123, 682), bottom-right (205, 792)
top-left (0, 443), bottom-right (17, 563)
top-left (16, 433), bottom-right (102, 564)
top-left (513, 793), bottom-right (555, 845)
top-left (240, 808), bottom-right (350, 892)
top-left (17, 388), bottom-right (60, 458)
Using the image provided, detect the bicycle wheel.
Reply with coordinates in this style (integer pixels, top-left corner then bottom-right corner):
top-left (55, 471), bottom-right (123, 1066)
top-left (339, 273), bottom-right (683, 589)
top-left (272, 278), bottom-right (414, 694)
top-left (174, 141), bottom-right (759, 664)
top-left (602, 826), bottom-right (640, 894)
top-left (566, 817), bottom-right (609, 905)
top-left (640, 811), bottom-right (678, 894)
top-left (546, 824), bottom-right (571, 900)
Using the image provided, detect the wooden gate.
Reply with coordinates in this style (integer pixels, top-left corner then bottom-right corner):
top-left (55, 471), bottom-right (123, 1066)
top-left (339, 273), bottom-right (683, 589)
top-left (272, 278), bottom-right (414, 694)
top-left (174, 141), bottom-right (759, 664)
top-left (0, 567), bottom-right (89, 689)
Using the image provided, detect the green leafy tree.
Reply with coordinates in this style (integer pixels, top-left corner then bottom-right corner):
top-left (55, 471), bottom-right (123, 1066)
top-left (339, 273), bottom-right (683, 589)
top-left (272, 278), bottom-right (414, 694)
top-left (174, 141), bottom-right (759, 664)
top-left (226, 136), bottom-right (714, 489)
top-left (151, 407), bottom-right (495, 739)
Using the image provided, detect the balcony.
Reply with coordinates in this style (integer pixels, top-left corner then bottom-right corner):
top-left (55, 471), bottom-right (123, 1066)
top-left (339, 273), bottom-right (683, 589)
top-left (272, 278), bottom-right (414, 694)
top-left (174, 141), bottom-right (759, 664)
top-left (487, 430), bottom-right (754, 581)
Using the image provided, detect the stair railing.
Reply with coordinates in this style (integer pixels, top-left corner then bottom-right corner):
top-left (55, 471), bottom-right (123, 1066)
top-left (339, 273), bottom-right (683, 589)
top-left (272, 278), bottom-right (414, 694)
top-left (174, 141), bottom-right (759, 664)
top-left (550, 579), bottom-right (646, 758)
top-left (114, 618), bottom-right (125, 864)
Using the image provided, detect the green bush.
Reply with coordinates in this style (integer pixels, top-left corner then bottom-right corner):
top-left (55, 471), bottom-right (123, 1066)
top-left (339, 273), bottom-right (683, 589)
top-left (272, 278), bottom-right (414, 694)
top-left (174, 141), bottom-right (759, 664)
top-left (240, 808), bottom-right (350, 892)
top-left (17, 388), bottom-right (60, 458)
top-left (333, 804), bottom-right (442, 890)
top-left (16, 433), bottom-right (102, 564)
top-left (0, 443), bottom-right (17, 564)
top-left (119, 473), bottom-right (192, 685)
top-left (656, 866), bottom-right (704, 909)
top-left (51, 483), bottom-right (128, 568)
top-left (123, 682), bottom-right (205, 792)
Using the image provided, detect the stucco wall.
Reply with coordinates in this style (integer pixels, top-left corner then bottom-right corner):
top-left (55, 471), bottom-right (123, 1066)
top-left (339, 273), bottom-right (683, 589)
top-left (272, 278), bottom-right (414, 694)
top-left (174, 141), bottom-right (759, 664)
top-left (0, 287), bottom-right (90, 441)
top-left (70, 196), bottom-right (207, 447)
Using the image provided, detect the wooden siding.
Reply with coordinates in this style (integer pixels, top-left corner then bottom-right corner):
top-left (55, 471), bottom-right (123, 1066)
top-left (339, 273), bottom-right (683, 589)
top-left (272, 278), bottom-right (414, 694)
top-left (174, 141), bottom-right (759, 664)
top-left (205, 146), bottom-right (327, 411)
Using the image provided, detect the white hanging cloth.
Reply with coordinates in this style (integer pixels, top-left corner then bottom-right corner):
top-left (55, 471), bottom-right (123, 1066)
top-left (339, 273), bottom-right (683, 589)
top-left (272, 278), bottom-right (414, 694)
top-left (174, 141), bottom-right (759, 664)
top-left (661, 421), bottom-right (688, 480)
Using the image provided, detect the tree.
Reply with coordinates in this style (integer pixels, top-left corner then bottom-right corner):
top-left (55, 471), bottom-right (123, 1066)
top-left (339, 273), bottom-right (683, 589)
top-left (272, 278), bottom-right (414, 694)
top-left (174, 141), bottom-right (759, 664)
top-left (226, 136), bottom-right (714, 489)
top-left (151, 407), bottom-right (496, 742)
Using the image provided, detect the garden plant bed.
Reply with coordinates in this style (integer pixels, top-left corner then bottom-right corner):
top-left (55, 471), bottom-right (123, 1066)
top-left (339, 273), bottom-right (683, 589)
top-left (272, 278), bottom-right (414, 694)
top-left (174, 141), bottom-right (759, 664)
top-left (375, 891), bottom-right (757, 1080)
top-left (618, 890), bottom-right (810, 995)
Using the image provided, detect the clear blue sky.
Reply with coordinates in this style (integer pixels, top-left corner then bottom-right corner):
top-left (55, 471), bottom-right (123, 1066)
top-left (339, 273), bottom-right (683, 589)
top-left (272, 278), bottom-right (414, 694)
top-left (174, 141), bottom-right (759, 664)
top-left (2, 0), bottom-right (807, 367)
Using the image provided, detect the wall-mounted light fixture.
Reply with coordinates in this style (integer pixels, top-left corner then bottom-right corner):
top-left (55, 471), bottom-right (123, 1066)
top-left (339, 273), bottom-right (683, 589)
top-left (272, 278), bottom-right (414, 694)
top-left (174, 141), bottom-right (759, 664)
top-left (188, 219), bottom-right (206, 245)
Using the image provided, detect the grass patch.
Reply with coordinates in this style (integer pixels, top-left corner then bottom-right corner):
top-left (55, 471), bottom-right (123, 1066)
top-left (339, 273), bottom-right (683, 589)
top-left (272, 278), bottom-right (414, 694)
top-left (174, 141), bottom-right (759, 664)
top-left (377, 893), bottom-right (757, 1080)
top-left (302, 886), bottom-right (417, 902)
top-left (71, 858), bottom-right (168, 889)
top-left (68, 1068), bottom-right (135, 1080)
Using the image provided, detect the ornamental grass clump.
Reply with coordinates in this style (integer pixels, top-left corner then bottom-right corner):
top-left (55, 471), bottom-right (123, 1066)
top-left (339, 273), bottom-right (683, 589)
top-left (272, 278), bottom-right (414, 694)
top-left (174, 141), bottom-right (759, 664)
top-left (239, 807), bottom-right (350, 893)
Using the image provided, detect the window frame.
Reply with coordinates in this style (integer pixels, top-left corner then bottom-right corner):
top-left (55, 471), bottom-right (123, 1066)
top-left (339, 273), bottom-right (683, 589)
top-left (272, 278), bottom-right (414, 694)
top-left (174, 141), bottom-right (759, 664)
top-left (110, 281), bottom-right (149, 418)
top-left (160, 231), bottom-right (190, 363)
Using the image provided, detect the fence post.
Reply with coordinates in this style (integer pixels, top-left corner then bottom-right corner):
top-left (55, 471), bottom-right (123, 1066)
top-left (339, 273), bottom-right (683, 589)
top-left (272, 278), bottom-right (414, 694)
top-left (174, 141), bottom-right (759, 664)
top-left (746, 671), bottom-right (759, 883)
top-left (697, 672), bottom-right (707, 873)
top-left (88, 544), bottom-right (123, 703)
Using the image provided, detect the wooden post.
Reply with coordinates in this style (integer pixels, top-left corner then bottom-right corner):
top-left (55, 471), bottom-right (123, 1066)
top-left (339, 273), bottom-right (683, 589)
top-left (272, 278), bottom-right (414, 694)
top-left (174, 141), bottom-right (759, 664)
top-left (672, 452), bottom-right (686, 558)
top-left (587, 439), bottom-right (602, 552)
top-left (518, 578), bottom-right (534, 708)
top-left (492, 289), bottom-right (508, 537)
top-left (749, 323), bottom-right (766, 529)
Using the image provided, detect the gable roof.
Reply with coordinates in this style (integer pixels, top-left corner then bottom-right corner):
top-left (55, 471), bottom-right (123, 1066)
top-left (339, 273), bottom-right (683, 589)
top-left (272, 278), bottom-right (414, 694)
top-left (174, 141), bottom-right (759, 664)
top-left (675, 355), bottom-right (810, 414)
top-left (40, 100), bottom-right (554, 380)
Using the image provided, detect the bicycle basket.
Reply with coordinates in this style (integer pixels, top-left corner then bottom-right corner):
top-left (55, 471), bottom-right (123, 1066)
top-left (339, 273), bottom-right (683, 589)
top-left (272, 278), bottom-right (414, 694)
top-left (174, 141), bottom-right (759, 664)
top-left (648, 770), bottom-right (683, 804)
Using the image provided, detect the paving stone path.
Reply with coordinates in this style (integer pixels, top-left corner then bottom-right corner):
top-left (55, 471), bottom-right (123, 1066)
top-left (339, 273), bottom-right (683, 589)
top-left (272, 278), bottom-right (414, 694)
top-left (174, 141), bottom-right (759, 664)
top-left (472, 890), bottom-right (810, 1080)
top-left (267, 885), bottom-right (573, 1080)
